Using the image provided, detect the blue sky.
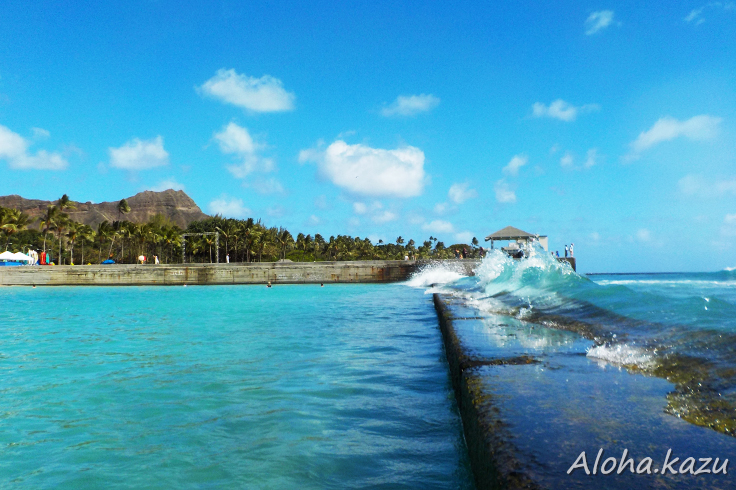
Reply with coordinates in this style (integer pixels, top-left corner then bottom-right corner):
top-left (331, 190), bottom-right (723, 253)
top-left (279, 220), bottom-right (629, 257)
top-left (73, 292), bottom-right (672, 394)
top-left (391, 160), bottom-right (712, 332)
top-left (1, 1), bottom-right (735, 272)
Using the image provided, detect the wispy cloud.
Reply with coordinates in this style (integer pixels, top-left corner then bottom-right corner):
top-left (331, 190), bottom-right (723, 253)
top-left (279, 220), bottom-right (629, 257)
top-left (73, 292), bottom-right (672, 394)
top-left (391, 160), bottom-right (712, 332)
top-left (381, 94), bottom-right (440, 117)
top-left (448, 182), bottom-right (478, 203)
top-left (299, 140), bottom-right (426, 198)
top-left (494, 179), bottom-right (516, 203)
top-left (532, 99), bottom-right (600, 122)
top-left (627, 115), bottom-right (722, 159)
top-left (0, 124), bottom-right (68, 170)
top-left (372, 210), bottom-right (398, 224)
top-left (199, 69), bottom-right (295, 113)
top-left (31, 127), bottom-right (50, 140)
top-left (214, 122), bottom-right (274, 178)
top-left (560, 149), bottom-right (598, 170)
top-left (502, 155), bottom-right (528, 176)
top-left (585, 10), bottom-right (616, 35)
top-left (422, 220), bottom-right (455, 234)
top-left (685, 2), bottom-right (735, 25)
top-left (208, 195), bottom-right (251, 218)
top-left (722, 213), bottom-right (736, 237)
top-left (150, 178), bottom-right (185, 191)
top-left (560, 152), bottom-right (574, 168)
top-left (679, 174), bottom-right (736, 197)
top-left (109, 136), bottom-right (168, 170)
top-left (247, 177), bottom-right (285, 195)
top-left (454, 231), bottom-right (474, 243)
top-left (584, 148), bottom-right (598, 168)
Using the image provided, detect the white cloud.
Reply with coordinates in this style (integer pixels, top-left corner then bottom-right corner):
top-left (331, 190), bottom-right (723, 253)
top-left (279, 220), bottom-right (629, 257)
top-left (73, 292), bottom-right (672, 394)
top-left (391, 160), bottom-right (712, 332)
top-left (678, 174), bottom-right (736, 197)
top-left (314, 195), bottom-right (329, 210)
top-left (308, 215), bottom-right (321, 226)
top-left (628, 115), bottom-right (722, 156)
top-left (494, 179), bottom-right (516, 203)
top-left (502, 155), bottom-right (528, 176)
top-left (584, 148), bottom-right (598, 168)
top-left (31, 127), bottom-right (50, 140)
top-left (151, 179), bottom-right (185, 191)
top-left (109, 136), bottom-right (169, 170)
top-left (199, 69), bottom-right (295, 112)
top-left (372, 210), bottom-right (398, 224)
top-left (448, 182), bottom-right (478, 203)
top-left (381, 94), bottom-right (440, 117)
top-left (215, 121), bottom-right (258, 154)
top-left (532, 99), bottom-right (600, 122)
top-left (353, 202), bottom-right (368, 214)
top-left (266, 205), bottom-right (285, 218)
top-left (722, 213), bottom-right (736, 236)
top-left (560, 149), bottom-right (597, 170)
top-left (454, 231), bottom-right (474, 243)
top-left (214, 122), bottom-right (274, 178)
top-left (248, 177), bottom-right (285, 195)
top-left (636, 228), bottom-right (652, 242)
top-left (422, 220), bottom-right (455, 234)
top-left (585, 10), bottom-right (615, 35)
top-left (0, 124), bottom-right (68, 170)
top-left (560, 152), bottom-right (574, 168)
top-left (434, 202), bottom-right (449, 214)
top-left (299, 140), bottom-right (426, 198)
top-left (685, 2), bottom-right (735, 25)
top-left (208, 196), bottom-right (251, 218)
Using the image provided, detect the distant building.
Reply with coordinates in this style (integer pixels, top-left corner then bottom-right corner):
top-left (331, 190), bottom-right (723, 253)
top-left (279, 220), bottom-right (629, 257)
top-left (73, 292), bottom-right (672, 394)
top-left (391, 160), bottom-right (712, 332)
top-left (484, 226), bottom-right (548, 258)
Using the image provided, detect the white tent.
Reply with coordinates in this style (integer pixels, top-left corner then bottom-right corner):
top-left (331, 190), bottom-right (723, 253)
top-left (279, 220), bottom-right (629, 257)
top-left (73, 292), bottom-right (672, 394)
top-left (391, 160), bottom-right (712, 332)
top-left (0, 251), bottom-right (31, 263)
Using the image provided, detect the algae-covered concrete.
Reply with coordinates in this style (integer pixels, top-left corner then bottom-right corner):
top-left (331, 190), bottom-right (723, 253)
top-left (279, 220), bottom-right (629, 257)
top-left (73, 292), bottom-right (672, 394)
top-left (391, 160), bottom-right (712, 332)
top-left (0, 260), bottom-right (422, 286)
top-left (433, 293), bottom-right (736, 490)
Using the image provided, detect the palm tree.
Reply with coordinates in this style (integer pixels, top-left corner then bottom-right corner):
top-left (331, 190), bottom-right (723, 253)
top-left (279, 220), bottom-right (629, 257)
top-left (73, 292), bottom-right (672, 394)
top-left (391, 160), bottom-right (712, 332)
top-left (96, 221), bottom-right (113, 262)
top-left (0, 208), bottom-right (31, 250)
top-left (66, 222), bottom-right (79, 264)
top-left (216, 220), bottom-right (238, 263)
top-left (118, 199), bottom-right (131, 221)
top-left (39, 205), bottom-right (60, 253)
top-left (54, 214), bottom-right (70, 264)
top-left (277, 228), bottom-right (293, 260)
top-left (314, 233), bottom-right (324, 260)
top-left (78, 224), bottom-right (95, 265)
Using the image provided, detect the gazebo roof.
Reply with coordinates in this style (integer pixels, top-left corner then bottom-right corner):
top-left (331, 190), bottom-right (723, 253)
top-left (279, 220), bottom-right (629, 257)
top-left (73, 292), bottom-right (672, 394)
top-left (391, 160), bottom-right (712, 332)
top-left (484, 226), bottom-right (536, 241)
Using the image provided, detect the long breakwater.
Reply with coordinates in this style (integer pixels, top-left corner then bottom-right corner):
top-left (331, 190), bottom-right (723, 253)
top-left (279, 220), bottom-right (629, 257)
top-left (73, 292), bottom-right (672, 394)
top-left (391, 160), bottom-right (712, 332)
top-left (0, 260), bottom-right (479, 286)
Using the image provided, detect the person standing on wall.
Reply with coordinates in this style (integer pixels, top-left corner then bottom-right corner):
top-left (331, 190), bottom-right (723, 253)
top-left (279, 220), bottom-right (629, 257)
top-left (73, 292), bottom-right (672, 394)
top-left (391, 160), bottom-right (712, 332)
top-left (570, 243), bottom-right (574, 257)
top-left (565, 245), bottom-right (568, 258)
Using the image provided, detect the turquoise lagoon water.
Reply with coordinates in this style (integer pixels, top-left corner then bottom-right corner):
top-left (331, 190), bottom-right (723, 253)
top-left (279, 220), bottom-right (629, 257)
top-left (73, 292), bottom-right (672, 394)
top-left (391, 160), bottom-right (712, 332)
top-left (0, 285), bottom-right (474, 489)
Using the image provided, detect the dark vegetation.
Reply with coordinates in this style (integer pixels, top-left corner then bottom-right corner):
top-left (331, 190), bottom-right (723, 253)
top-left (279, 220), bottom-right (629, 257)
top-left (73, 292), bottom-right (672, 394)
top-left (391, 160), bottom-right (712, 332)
top-left (1, 195), bottom-right (482, 264)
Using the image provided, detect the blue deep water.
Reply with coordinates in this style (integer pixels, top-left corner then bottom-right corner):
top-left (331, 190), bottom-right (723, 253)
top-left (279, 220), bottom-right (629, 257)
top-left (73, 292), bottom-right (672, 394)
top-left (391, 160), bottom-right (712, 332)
top-left (0, 284), bottom-right (474, 489)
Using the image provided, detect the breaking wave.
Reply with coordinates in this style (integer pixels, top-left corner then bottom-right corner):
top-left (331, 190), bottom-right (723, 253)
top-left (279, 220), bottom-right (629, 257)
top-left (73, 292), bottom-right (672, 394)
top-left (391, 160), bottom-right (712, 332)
top-left (415, 244), bottom-right (736, 435)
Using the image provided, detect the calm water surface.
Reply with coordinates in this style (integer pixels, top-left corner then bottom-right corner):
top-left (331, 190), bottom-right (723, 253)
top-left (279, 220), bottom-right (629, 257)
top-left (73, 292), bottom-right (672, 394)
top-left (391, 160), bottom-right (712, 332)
top-left (0, 284), bottom-right (473, 489)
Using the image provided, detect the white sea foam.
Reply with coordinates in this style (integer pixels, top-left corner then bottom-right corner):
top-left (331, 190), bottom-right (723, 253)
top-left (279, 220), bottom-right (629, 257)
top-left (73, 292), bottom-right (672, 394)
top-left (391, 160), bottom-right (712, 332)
top-left (405, 261), bottom-right (468, 288)
top-left (586, 343), bottom-right (655, 369)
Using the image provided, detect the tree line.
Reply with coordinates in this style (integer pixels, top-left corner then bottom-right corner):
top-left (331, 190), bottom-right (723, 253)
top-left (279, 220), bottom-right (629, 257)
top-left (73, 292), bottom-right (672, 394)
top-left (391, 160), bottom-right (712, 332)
top-left (0, 195), bottom-right (482, 264)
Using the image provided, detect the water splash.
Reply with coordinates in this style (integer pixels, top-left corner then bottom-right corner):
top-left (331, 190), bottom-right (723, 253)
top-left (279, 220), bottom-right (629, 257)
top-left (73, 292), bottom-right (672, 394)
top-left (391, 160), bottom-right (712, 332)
top-left (405, 260), bottom-right (470, 288)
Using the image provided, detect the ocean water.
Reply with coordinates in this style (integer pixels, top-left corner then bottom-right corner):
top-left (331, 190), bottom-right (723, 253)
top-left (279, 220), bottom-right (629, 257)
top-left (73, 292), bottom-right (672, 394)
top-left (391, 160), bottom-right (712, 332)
top-left (410, 248), bottom-right (736, 437)
top-left (0, 285), bottom-right (474, 489)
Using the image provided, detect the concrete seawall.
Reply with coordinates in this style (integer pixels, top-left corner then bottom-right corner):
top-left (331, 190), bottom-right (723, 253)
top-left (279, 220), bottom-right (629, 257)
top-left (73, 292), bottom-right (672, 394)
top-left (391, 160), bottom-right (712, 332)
top-left (0, 261), bottom-right (423, 286)
top-left (433, 293), bottom-right (540, 490)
